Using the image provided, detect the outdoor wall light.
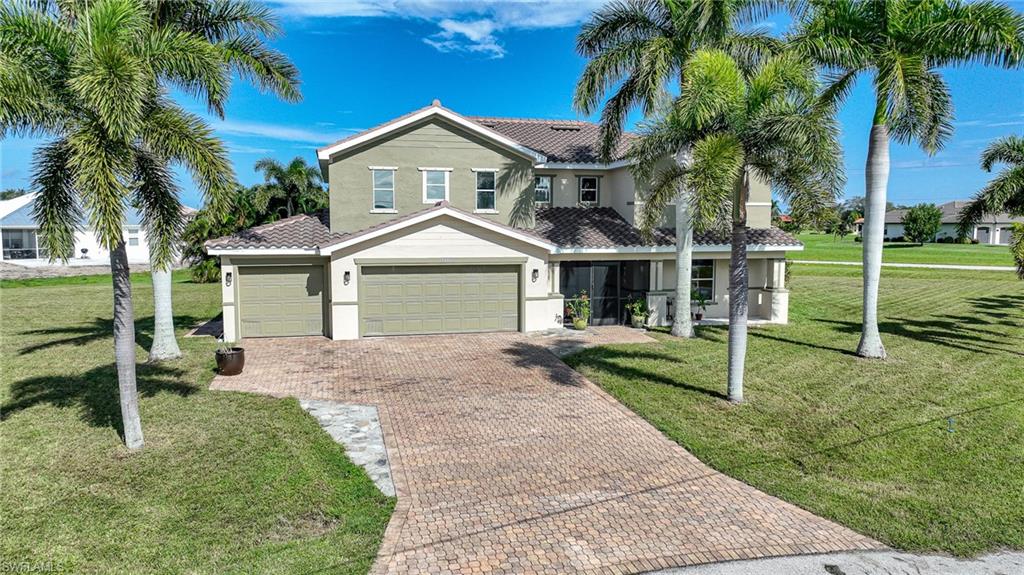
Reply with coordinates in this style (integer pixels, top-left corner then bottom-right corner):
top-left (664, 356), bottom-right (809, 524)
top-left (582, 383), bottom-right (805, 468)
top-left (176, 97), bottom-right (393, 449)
top-left (344, 270), bottom-right (351, 285)
top-left (531, 268), bottom-right (539, 283)
top-left (224, 272), bottom-right (232, 287)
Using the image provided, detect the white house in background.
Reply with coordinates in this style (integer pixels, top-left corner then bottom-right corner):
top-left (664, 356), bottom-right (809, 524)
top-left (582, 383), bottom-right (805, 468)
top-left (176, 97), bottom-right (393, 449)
top-left (853, 200), bottom-right (1022, 243)
top-left (0, 192), bottom-right (151, 263)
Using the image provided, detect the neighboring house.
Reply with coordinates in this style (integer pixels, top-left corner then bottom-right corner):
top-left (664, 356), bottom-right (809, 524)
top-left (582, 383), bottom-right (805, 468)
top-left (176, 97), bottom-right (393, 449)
top-left (206, 100), bottom-right (802, 341)
top-left (853, 217), bottom-right (864, 236)
top-left (881, 201), bottom-right (1023, 243)
top-left (0, 192), bottom-right (151, 263)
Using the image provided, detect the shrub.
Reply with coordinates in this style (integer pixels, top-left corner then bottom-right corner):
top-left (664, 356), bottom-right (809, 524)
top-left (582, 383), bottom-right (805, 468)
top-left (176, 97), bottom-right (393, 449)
top-left (189, 259), bottom-right (221, 283)
top-left (854, 235), bottom-right (863, 243)
top-left (566, 290), bottom-right (591, 321)
top-left (901, 203), bottom-right (944, 243)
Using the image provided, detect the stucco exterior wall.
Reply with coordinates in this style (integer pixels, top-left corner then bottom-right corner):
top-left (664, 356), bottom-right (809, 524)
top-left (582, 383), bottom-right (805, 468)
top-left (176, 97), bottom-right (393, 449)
top-left (327, 120), bottom-right (535, 233)
top-left (328, 216), bottom-right (560, 340)
top-left (656, 251), bottom-right (788, 321)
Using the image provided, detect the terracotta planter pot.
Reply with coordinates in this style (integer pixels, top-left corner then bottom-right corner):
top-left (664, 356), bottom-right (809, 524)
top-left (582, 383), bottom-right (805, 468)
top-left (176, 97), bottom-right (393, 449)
top-left (572, 318), bottom-right (588, 331)
top-left (631, 315), bottom-right (646, 329)
top-left (216, 347), bottom-right (245, 376)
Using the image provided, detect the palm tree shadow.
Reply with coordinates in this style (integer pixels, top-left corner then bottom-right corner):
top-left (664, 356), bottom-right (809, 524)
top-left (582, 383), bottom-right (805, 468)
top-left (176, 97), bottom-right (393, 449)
top-left (749, 329), bottom-right (859, 356)
top-left (560, 345), bottom-right (728, 400)
top-left (815, 316), bottom-right (1022, 357)
top-left (18, 314), bottom-right (204, 355)
top-left (1, 362), bottom-right (197, 440)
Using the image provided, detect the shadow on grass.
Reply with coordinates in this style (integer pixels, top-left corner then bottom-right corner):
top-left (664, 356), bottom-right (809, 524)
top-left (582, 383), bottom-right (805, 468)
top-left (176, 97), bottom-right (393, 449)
top-left (1, 362), bottom-right (196, 439)
top-left (749, 330), bottom-right (859, 356)
top-left (18, 314), bottom-right (205, 355)
top-left (565, 345), bottom-right (727, 400)
top-left (816, 316), bottom-right (1023, 357)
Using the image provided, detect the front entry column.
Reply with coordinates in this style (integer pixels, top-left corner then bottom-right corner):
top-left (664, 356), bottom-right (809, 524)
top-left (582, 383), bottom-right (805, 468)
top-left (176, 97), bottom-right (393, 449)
top-left (766, 258), bottom-right (789, 324)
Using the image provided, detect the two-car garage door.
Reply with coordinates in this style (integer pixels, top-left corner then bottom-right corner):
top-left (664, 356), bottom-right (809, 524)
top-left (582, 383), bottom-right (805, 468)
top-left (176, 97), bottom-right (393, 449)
top-left (359, 265), bottom-right (519, 336)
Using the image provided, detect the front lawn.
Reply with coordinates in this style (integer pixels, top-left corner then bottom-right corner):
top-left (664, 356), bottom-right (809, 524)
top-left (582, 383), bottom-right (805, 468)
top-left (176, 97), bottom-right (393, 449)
top-left (566, 264), bottom-right (1023, 556)
top-left (0, 273), bottom-right (393, 574)
top-left (796, 232), bottom-right (1015, 266)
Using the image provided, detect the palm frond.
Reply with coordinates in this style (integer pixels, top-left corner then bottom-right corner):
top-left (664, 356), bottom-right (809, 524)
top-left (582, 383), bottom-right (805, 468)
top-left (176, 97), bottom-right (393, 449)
top-left (218, 33), bottom-right (301, 103)
top-left (636, 162), bottom-right (686, 240)
top-left (30, 138), bottom-right (81, 262)
top-left (921, 0), bottom-right (1024, 69)
top-left (132, 146), bottom-right (183, 269)
top-left (676, 49), bottom-right (745, 130)
top-left (957, 165), bottom-right (1024, 234)
top-left (980, 135), bottom-right (1024, 172)
top-left (1009, 223), bottom-right (1024, 279)
top-left (66, 124), bottom-right (134, 250)
top-left (687, 132), bottom-right (743, 231)
top-left (576, 0), bottom-right (667, 57)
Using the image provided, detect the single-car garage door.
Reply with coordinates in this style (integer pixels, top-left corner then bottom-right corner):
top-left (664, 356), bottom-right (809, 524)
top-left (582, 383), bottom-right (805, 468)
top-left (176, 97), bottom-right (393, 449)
top-left (360, 265), bottom-right (518, 336)
top-left (238, 266), bottom-right (324, 337)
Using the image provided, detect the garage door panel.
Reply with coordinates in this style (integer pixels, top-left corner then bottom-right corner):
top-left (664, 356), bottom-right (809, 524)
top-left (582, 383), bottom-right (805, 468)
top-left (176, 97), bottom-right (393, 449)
top-left (360, 265), bottom-right (518, 336)
top-left (239, 266), bottom-right (324, 338)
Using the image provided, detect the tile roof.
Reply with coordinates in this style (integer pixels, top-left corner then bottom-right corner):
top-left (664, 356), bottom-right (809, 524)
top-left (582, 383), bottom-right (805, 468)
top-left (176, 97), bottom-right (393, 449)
top-left (206, 206), bottom-right (801, 252)
top-left (468, 117), bottom-right (634, 164)
top-left (533, 207), bottom-right (802, 249)
top-left (883, 200), bottom-right (1024, 224)
top-left (205, 211), bottom-right (342, 250)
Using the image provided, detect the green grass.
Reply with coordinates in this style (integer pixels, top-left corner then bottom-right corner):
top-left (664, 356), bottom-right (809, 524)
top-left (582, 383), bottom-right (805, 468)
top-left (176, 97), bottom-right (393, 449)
top-left (796, 232), bottom-right (1015, 266)
top-left (566, 264), bottom-right (1023, 556)
top-left (0, 276), bottom-right (394, 574)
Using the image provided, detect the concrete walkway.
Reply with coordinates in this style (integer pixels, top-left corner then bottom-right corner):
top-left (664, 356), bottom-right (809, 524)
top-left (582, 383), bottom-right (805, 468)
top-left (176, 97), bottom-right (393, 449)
top-left (792, 259), bottom-right (1016, 272)
top-left (656, 549), bottom-right (1024, 575)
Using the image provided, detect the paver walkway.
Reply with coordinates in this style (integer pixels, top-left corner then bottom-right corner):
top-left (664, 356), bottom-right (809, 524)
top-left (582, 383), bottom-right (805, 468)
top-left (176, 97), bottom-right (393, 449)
top-left (212, 329), bottom-right (881, 574)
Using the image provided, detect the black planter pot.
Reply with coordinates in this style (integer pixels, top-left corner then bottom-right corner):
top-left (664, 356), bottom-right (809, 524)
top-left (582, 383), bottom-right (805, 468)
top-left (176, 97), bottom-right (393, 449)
top-left (216, 347), bottom-right (245, 376)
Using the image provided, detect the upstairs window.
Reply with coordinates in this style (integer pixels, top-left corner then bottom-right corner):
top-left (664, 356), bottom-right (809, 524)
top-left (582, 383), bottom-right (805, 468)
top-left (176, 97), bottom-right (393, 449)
top-left (421, 168), bottom-right (450, 203)
top-left (475, 170), bottom-right (497, 211)
top-left (126, 226), bottom-right (140, 247)
top-left (372, 168), bottom-right (395, 210)
top-left (578, 176), bottom-right (599, 205)
top-left (534, 175), bottom-right (552, 204)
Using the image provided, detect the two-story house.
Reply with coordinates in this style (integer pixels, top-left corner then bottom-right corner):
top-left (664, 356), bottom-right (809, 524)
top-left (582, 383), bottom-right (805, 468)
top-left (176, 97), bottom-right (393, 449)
top-left (206, 101), bottom-right (802, 340)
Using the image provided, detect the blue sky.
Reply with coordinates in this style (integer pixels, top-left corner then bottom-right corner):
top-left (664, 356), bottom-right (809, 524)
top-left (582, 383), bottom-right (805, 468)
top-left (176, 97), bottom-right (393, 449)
top-left (2, 0), bottom-right (1022, 210)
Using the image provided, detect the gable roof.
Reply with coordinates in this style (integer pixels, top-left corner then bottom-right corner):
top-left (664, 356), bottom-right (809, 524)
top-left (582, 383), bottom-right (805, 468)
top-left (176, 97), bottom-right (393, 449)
top-left (468, 117), bottom-right (635, 165)
top-left (884, 200), bottom-right (1024, 225)
top-left (316, 100), bottom-right (547, 164)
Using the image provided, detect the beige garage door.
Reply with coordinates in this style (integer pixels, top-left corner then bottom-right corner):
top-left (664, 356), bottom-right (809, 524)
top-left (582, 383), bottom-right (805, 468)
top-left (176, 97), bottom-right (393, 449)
top-left (360, 265), bottom-right (519, 336)
top-left (238, 266), bottom-right (324, 337)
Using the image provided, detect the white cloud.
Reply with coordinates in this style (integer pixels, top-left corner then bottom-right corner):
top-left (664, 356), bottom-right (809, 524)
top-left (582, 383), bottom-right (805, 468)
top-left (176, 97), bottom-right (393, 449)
top-left (269, 1), bottom-right (603, 58)
top-left (891, 159), bottom-right (967, 170)
top-left (212, 119), bottom-right (357, 144)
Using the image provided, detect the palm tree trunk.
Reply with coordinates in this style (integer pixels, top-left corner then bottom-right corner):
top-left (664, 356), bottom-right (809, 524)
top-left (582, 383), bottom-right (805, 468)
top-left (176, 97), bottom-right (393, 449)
top-left (671, 147), bottom-right (695, 338)
top-left (111, 241), bottom-right (144, 450)
top-left (727, 172), bottom-right (749, 403)
top-left (672, 200), bottom-right (695, 337)
top-left (147, 264), bottom-right (181, 362)
top-left (856, 120), bottom-right (889, 359)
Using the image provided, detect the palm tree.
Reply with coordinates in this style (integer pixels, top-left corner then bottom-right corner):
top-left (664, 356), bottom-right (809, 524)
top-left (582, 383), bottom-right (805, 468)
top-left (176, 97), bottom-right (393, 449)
top-left (574, 0), bottom-right (780, 338)
top-left (252, 157), bottom-right (326, 218)
top-left (958, 135), bottom-right (1024, 278)
top-left (793, 0), bottom-right (1024, 359)
top-left (142, 1), bottom-right (300, 362)
top-left (0, 0), bottom-right (298, 449)
top-left (633, 49), bottom-right (843, 401)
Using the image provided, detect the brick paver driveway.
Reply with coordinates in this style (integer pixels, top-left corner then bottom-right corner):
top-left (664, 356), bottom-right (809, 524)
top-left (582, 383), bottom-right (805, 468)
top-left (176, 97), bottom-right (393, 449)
top-left (213, 330), bottom-right (880, 574)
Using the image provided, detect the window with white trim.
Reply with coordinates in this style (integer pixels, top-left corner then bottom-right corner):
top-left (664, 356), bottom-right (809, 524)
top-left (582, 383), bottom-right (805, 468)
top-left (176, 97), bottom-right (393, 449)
top-left (422, 169), bottom-right (449, 203)
top-left (692, 259), bottom-right (714, 300)
top-left (578, 176), bottom-right (599, 204)
top-left (476, 171), bottom-right (496, 211)
top-left (534, 175), bottom-right (552, 204)
top-left (372, 169), bottom-right (395, 210)
top-left (126, 226), bottom-right (140, 247)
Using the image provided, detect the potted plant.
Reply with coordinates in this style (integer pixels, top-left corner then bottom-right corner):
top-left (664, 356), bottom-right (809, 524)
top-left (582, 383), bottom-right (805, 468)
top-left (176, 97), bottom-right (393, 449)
top-left (567, 290), bottom-right (590, 330)
top-left (626, 296), bottom-right (649, 329)
top-left (691, 289), bottom-right (709, 321)
top-left (215, 340), bottom-right (245, 376)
